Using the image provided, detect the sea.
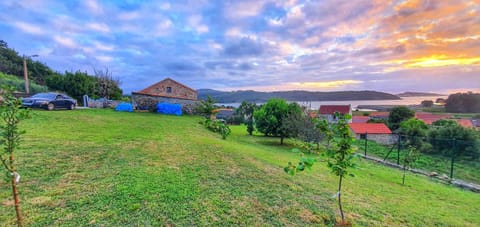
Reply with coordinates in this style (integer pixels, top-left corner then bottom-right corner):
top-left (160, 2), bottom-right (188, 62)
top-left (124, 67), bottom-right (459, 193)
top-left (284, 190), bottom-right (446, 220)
top-left (217, 96), bottom-right (448, 111)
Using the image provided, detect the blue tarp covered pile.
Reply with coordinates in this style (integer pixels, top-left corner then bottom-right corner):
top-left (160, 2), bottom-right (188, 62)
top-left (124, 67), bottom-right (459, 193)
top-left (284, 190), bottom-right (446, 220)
top-left (115, 102), bottom-right (134, 112)
top-left (157, 102), bottom-right (182, 116)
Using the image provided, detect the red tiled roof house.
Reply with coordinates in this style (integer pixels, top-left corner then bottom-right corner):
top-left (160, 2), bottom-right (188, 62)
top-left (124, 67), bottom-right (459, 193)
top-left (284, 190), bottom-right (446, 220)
top-left (319, 105), bottom-right (352, 123)
top-left (132, 78), bottom-right (198, 112)
top-left (349, 123), bottom-right (395, 145)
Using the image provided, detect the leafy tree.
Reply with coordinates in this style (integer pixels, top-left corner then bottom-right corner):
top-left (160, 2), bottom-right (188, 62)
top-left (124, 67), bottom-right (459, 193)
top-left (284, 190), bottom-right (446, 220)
top-left (445, 92), bottom-right (480, 113)
top-left (432, 119), bottom-right (458, 127)
top-left (421, 100), bottom-right (434, 107)
top-left (197, 96), bottom-right (216, 119)
top-left (428, 122), bottom-right (479, 159)
top-left (62, 71), bottom-right (97, 105)
top-left (283, 112), bottom-right (323, 148)
top-left (0, 88), bottom-right (31, 226)
top-left (236, 101), bottom-right (257, 135)
top-left (387, 106), bottom-right (415, 131)
top-left (399, 118), bottom-right (429, 150)
top-left (0, 40), bottom-right (56, 86)
top-left (254, 99), bottom-right (301, 144)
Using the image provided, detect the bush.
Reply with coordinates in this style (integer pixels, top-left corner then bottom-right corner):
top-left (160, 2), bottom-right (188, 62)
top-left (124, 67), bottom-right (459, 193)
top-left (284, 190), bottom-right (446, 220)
top-left (203, 119), bottom-right (231, 139)
top-left (428, 123), bottom-right (480, 159)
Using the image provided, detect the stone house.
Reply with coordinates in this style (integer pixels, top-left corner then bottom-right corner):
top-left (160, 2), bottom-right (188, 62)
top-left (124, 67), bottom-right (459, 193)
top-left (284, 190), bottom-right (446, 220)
top-left (319, 105), bottom-right (352, 123)
top-left (132, 78), bottom-right (199, 113)
top-left (349, 123), bottom-right (394, 145)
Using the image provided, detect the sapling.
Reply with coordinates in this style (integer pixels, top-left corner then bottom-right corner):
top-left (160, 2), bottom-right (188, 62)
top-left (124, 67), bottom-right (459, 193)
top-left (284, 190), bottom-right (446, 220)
top-left (285, 112), bottom-right (356, 224)
top-left (402, 146), bottom-right (419, 185)
top-left (0, 88), bottom-right (30, 227)
top-left (324, 113), bottom-right (356, 223)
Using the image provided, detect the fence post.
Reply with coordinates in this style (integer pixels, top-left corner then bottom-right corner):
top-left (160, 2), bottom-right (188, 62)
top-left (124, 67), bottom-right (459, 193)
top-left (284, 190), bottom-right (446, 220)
top-left (450, 139), bottom-right (456, 179)
top-left (397, 134), bottom-right (401, 165)
top-left (364, 132), bottom-right (368, 156)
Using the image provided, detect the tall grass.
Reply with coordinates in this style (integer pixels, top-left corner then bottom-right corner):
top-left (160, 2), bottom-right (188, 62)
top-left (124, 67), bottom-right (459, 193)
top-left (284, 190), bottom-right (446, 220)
top-left (0, 72), bottom-right (48, 93)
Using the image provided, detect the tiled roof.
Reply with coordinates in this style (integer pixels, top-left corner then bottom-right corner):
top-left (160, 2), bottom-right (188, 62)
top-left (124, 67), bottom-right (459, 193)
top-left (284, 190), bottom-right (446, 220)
top-left (369, 111), bottom-right (390, 117)
top-left (352, 116), bottom-right (369, 123)
top-left (415, 112), bottom-right (452, 125)
top-left (349, 123), bottom-right (392, 134)
top-left (319, 105), bottom-right (350, 114)
top-left (455, 119), bottom-right (473, 128)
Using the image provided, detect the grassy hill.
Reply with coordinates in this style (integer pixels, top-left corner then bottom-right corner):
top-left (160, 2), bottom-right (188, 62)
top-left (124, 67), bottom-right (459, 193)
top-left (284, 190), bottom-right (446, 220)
top-left (0, 109), bottom-right (479, 226)
top-left (0, 72), bottom-right (49, 93)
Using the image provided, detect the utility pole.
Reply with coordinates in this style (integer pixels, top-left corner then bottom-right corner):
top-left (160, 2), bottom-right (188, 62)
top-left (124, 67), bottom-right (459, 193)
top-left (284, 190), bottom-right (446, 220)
top-left (22, 54), bottom-right (38, 95)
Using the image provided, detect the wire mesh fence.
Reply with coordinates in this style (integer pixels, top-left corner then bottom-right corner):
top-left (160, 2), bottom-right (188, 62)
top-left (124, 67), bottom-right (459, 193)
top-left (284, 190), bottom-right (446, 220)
top-left (356, 133), bottom-right (480, 185)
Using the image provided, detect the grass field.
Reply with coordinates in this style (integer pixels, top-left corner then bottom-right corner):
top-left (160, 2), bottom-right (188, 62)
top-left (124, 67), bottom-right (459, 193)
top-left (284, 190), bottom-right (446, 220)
top-left (0, 109), bottom-right (479, 226)
top-left (354, 140), bottom-right (480, 184)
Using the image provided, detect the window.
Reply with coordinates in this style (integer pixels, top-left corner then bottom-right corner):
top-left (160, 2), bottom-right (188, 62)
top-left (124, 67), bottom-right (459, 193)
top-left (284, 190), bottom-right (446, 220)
top-left (166, 87), bottom-right (172, 93)
top-left (360, 134), bottom-right (367, 139)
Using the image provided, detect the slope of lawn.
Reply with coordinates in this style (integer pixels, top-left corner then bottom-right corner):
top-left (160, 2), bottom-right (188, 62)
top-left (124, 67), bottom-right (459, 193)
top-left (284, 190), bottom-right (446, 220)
top-left (353, 140), bottom-right (480, 184)
top-left (0, 109), bottom-right (479, 226)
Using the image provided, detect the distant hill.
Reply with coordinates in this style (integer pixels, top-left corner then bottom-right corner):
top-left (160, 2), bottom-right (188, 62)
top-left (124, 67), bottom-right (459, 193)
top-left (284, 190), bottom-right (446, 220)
top-left (198, 89), bottom-right (401, 103)
top-left (397, 92), bottom-right (445, 97)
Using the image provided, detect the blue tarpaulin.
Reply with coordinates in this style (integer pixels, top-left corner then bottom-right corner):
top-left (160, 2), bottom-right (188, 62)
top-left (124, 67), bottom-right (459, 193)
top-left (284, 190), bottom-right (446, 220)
top-left (157, 102), bottom-right (182, 116)
top-left (115, 102), bottom-right (133, 112)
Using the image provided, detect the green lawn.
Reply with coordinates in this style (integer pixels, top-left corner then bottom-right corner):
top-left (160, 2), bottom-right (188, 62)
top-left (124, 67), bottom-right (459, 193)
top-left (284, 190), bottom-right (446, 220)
top-left (355, 139), bottom-right (480, 184)
top-left (1, 109), bottom-right (479, 226)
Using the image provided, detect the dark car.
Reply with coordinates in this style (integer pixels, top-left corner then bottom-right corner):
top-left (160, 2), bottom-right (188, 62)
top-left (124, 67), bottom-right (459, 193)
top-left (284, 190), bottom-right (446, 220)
top-left (22, 93), bottom-right (76, 110)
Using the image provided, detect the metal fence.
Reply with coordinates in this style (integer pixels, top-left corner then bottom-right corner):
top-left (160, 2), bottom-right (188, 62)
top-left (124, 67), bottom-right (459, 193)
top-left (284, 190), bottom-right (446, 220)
top-left (358, 133), bottom-right (480, 185)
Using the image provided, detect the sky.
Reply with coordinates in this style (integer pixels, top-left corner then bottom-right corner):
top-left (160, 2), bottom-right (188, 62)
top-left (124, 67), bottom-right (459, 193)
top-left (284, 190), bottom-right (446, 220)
top-left (0, 0), bottom-right (479, 94)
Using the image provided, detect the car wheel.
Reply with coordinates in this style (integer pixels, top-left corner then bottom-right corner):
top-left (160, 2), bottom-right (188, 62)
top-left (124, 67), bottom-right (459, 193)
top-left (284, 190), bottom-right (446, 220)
top-left (68, 103), bottom-right (75, 110)
top-left (47, 103), bottom-right (55, 111)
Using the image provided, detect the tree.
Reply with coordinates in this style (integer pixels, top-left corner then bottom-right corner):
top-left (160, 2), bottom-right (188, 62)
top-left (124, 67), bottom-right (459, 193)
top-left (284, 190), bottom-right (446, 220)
top-left (93, 67), bottom-right (123, 101)
top-left (197, 96), bottom-right (216, 119)
top-left (236, 101), bottom-right (257, 135)
top-left (421, 100), bottom-right (434, 107)
top-left (387, 106), bottom-right (414, 131)
top-left (445, 92), bottom-right (480, 113)
top-left (428, 122), bottom-right (479, 159)
top-left (0, 88), bottom-right (31, 226)
top-left (283, 112), bottom-right (323, 149)
top-left (284, 113), bottom-right (356, 224)
top-left (62, 71), bottom-right (97, 105)
top-left (399, 118), bottom-right (429, 150)
top-left (254, 99), bottom-right (301, 144)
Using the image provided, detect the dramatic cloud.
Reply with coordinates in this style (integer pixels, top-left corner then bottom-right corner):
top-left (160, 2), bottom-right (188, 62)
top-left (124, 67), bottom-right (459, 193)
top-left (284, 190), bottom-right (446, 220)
top-left (0, 0), bottom-right (479, 94)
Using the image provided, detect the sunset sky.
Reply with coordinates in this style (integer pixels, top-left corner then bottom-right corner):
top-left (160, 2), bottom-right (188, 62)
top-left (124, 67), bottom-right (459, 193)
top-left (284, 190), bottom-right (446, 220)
top-left (0, 0), bottom-right (479, 94)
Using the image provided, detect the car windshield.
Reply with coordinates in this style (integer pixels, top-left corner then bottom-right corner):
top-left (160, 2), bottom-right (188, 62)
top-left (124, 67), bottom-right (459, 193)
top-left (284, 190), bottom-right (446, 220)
top-left (31, 93), bottom-right (56, 99)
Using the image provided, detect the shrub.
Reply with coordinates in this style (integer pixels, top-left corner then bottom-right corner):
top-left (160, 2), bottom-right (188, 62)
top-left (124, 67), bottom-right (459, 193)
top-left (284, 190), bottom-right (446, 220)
top-left (203, 119), bottom-right (231, 139)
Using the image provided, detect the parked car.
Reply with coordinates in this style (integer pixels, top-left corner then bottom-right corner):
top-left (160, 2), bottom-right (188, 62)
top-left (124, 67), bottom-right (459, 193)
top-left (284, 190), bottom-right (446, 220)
top-left (22, 93), bottom-right (77, 110)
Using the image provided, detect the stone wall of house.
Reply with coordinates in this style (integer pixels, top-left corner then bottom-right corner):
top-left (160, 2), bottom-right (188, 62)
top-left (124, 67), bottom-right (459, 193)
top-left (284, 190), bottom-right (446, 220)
top-left (354, 133), bottom-right (396, 145)
top-left (139, 79), bottom-right (197, 100)
top-left (132, 93), bottom-right (200, 114)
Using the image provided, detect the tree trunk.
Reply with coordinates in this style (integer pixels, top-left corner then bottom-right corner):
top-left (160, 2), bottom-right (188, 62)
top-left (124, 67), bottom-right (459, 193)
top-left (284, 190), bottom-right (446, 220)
top-left (280, 136), bottom-right (284, 145)
top-left (11, 173), bottom-right (22, 227)
top-left (338, 175), bottom-right (344, 222)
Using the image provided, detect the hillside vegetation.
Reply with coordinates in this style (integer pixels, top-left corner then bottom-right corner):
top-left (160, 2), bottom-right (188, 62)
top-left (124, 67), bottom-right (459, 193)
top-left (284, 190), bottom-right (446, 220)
top-left (198, 89), bottom-right (401, 103)
top-left (0, 109), bottom-right (478, 226)
top-left (0, 72), bottom-right (48, 93)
